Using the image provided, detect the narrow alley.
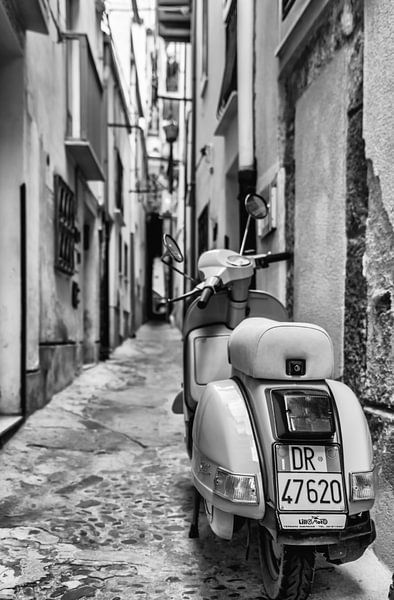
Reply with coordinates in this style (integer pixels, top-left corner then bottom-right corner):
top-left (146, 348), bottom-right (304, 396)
top-left (0, 322), bottom-right (390, 600)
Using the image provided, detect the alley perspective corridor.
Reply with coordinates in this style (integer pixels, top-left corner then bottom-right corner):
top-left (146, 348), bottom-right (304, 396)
top-left (0, 322), bottom-right (390, 599)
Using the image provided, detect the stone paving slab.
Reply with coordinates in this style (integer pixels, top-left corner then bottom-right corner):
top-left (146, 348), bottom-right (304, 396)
top-left (0, 322), bottom-right (391, 600)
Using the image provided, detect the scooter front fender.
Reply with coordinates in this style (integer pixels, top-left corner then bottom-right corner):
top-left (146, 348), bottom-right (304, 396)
top-left (191, 379), bottom-right (265, 520)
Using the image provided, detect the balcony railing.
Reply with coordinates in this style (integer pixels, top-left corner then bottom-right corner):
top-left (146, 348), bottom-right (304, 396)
top-left (65, 34), bottom-right (105, 181)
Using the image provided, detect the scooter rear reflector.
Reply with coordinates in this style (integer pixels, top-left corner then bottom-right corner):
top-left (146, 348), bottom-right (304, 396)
top-left (214, 468), bottom-right (258, 504)
top-left (350, 471), bottom-right (375, 501)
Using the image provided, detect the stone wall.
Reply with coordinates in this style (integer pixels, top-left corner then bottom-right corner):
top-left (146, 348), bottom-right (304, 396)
top-left (362, 0), bottom-right (394, 569)
top-left (279, 0), bottom-right (394, 568)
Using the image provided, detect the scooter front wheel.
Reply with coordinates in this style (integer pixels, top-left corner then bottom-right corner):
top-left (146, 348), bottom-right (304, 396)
top-left (258, 526), bottom-right (315, 600)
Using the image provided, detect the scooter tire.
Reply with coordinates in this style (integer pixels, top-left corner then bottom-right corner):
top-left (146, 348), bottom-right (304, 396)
top-left (258, 527), bottom-right (315, 600)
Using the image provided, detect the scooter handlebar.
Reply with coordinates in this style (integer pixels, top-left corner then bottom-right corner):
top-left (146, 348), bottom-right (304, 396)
top-left (254, 251), bottom-right (293, 269)
top-left (197, 286), bottom-right (214, 309)
top-left (196, 276), bottom-right (221, 309)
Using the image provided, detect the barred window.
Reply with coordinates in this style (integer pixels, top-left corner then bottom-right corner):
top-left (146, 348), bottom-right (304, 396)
top-left (282, 0), bottom-right (296, 19)
top-left (55, 175), bottom-right (76, 275)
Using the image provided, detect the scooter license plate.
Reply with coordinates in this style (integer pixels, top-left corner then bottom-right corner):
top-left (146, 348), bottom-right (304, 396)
top-left (275, 444), bottom-right (345, 512)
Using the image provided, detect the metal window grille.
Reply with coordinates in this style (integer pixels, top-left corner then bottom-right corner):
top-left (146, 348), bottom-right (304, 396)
top-left (282, 0), bottom-right (296, 19)
top-left (55, 175), bottom-right (76, 275)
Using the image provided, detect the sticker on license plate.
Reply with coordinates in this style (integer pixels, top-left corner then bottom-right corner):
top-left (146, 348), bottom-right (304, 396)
top-left (279, 513), bottom-right (346, 530)
top-left (275, 444), bottom-right (345, 512)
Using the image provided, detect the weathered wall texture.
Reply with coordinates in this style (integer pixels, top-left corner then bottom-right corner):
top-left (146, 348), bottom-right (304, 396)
top-left (363, 163), bottom-right (394, 566)
top-left (343, 32), bottom-right (368, 399)
top-left (362, 0), bottom-right (394, 569)
top-left (278, 0), bottom-right (394, 569)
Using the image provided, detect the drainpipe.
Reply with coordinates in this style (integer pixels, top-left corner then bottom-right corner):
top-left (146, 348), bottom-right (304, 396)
top-left (237, 0), bottom-right (256, 248)
top-left (189, 0), bottom-right (197, 279)
top-left (20, 184), bottom-right (27, 417)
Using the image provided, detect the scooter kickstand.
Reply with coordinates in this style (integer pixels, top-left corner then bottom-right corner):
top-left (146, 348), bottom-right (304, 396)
top-left (189, 488), bottom-right (201, 538)
top-left (245, 520), bottom-right (251, 561)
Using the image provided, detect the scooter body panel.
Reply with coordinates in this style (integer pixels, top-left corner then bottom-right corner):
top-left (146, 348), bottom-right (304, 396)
top-left (235, 372), bottom-right (374, 528)
top-left (182, 289), bottom-right (288, 340)
top-left (326, 378), bottom-right (375, 515)
top-left (183, 290), bottom-right (288, 411)
top-left (191, 378), bottom-right (265, 520)
top-left (185, 324), bottom-right (232, 408)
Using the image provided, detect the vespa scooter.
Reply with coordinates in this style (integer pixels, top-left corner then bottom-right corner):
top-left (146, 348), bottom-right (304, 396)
top-left (163, 193), bottom-right (376, 600)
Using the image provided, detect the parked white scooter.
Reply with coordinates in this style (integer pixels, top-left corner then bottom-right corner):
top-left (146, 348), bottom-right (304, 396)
top-left (163, 194), bottom-right (376, 600)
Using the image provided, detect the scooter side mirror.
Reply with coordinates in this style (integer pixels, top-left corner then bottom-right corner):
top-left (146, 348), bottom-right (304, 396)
top-left (162, 233), bottom-right (184, 263)
top-left (245, 192), bottom-right (269, 220)
top-left (239, 193), bottom-right (269, 255)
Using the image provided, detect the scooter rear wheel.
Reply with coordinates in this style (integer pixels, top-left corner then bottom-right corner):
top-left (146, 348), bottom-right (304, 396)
top-left (257, 527), bottom-right (315, 600)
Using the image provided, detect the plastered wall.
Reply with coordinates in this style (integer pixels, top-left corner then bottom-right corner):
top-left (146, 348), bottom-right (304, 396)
top-left (293, 49), bottom-right (348, 377)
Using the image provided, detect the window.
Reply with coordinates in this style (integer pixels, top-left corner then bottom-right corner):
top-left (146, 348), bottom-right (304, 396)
top-left (282, 0), bottom-right (296, 19)
top-left (217, 0), bottom-right (237, 117)
top-left (166, 43), bottom-right (179, 92)
top-left (55, 175), bottom-right (76, 275)
top-left (115, 151), bottom-right (123, 212)
top-left (201, 0), bottom-right (209, 94)
top-left (198, 204), bottom-right (209, 256)
top-left (276, 0), bottom-right (331, 72)
top-left (66, 0), bottom-right (78, 30)
top-left (163, 98), bottom-right (179, 123)
top-left (64, 33), bottom-right (104, 180)
top-left (124, 242), bottom-right (128, 277)
top-left (222, 0), bottom-right (233, 22)
top-left (118, 233), bottom-right (122, 273)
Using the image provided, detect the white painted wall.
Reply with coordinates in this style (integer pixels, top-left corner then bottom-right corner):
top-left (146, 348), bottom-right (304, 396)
top-left (294, 50), bottom-right (348, 377)
top-left (24, 113), bottom-right (41, 374)
top-left (0, 59), bottom-right (24, 413)
top-left (254, 0), bottom-right (287, 304)
top-left (195, 0), bottom-right (238, 252)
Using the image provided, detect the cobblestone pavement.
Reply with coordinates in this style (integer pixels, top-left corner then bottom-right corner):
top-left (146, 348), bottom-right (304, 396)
top-left (0, 322), bottom-right (391, 600)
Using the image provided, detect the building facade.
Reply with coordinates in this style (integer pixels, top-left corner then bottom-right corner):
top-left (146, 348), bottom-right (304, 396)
top-left (191, 0), bottom-right (394, 570)
top-left (0, 0), bottom-right (148, 434)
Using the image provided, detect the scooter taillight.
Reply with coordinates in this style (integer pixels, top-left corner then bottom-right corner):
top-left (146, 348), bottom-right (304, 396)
top-left (271, 389), bottom-right (335, 439)
top-left (214, 468), bottom-right (258, 504)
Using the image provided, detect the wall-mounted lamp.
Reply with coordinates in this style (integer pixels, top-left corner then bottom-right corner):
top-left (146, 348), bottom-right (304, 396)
top-left (163, 120), bottom-right (179, 194)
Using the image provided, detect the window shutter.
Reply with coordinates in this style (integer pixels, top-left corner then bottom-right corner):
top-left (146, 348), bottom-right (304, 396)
top-left (217, 2), bottom-right (237, 117)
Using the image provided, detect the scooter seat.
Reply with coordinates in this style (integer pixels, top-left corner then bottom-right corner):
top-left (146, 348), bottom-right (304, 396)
top-left (228, 317), bottom-right (334, 380)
